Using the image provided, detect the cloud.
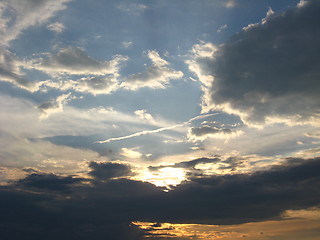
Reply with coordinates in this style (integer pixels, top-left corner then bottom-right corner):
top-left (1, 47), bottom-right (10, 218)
top-left (88, 161), bottom-right (134, 180)
top-left (96, 113), bottom-right (216, 143)
top-left (0, 0), bottom-right (71, 45)
top-left (0, 156), bottom-right (319, 240)
top-left (37, 93), bottom-right (72, 119)
top-left (187, 0), bottom-right (320, 127)
top-left (121, 50), bottom-right (183, 90)
top-left (217, 24), bottom-right (227, 33)
top-left (120, 148), bottom-right (143, 159)
top-left (47, 21), bottom-right (65, 33)
top-left (225, 0), bottom-right (237, 8)
top-left (188, 125), bottom-right (243, 141)
top-left (148, 157), bottom-right (220, 171)
top-left (24, 46), bottom-right (128, 95)
top-left (134, 109), bottom-right (154, 121)
top-left (117, 3), bottom-right (147, 14)
top-left (0, 48), bottom-right (39, 91)
top-left (64, 76), bottom-right (119, 95)
top-left (17, 173), bottom-right (83, 193)
top-left (122, 41), bottom-right (133, 49)
top-left (27, 46), bottom-right (127, 76)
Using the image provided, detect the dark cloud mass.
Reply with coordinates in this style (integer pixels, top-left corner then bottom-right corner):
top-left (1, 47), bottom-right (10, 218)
top-left (201, 0), bottom-right (320, 125)
top-left (16, 173), bottom-right (83, 193)
top-left (0, 157), bottom-right (319, 239)
top-left (88, 161), bottom-right (134, 180)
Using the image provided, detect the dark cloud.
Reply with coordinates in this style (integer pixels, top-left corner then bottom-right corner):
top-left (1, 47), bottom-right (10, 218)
top-left (0, 157), bottom-right (319, 239)
top-left (193, 0), bottom-right (320, 126)
top-left (88, 161), bottom-right (134, 180)
top-left (17, 173), bottom-right (83, 193)
top-left (190, 126), bottom-right (231, 136)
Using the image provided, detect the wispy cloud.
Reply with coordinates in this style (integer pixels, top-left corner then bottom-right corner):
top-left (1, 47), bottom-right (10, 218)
top-left (96, 113), bottom-right (217, 143)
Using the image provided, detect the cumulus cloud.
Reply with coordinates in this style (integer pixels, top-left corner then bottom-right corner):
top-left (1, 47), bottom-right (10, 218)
top-left (188, 0), bottom-right (320, 127)
top-left (88, 162), bottom-right (134, 180)
top-left (0, 0), bottom-right (71, 44)
top-left (121, 50), bottom-right (183, 90)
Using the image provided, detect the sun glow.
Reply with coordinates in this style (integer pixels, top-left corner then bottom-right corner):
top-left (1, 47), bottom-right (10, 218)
top-left (141, 167), bottom-right (186, 187)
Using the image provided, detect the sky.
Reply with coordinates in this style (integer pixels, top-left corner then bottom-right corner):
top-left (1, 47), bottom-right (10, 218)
top-left (0, 0), bottom-right (320, 239)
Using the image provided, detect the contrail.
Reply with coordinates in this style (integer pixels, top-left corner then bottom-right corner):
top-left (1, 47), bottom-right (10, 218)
top-left (96, 113), bottom-right (217, 144)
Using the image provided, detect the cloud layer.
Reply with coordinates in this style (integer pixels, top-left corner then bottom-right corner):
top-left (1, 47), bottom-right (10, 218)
top-left (0, 157), bottom-right (319, 239)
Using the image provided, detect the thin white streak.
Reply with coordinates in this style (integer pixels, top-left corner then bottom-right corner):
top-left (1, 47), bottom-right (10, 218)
top-left (96, 113), bottom-right (217, 144)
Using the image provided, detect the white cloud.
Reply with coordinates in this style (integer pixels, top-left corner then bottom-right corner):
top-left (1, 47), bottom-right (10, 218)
top-left (117, 3), bottom-right (147, 14)
top-left (134, 109), bottom-right (154, 121)
top-left (187, 1), bottom-right (320, 127)
top-left (217, 24), bottom-right (227, 33)
top-left (0, 0), bottom-right (71, 45)
top-left (120, 148), bottom-right (142, 159)
top-left (122, 41), bottom-right (133, 49)
top-left (225, 0), bottom-right (237, 8)
top-left (121, 50), bottom-right (183, 90)
top-left (47, 21), bottom-right (65, 33)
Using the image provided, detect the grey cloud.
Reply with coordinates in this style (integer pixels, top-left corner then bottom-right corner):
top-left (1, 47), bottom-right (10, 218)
top-left (219, 156), bottom-right (245, 171)
top-left (88, 161), bottom-right (134, 180)
top-left (190, 126), bottom-right (232, 136)
top-left (0, 48), bottom-right (38, 91)
top-left (29, 46), bottom-right (127, 76)
top-left (188, 125), bottom-right (243, 141)
top-left (190, 0), bottom-right (320, 126)
top-left (72, 76), bottom-right (119, 95)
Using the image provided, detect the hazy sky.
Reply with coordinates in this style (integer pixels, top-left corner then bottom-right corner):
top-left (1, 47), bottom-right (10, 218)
top-left (0, 0), bottom-right (320, 239)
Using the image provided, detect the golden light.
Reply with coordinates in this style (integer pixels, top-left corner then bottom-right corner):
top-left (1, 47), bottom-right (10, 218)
top-left (141, 167), bottom-right (186, 187)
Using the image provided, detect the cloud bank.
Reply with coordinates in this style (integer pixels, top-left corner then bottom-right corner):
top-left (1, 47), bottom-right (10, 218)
top-left (0, 157), bottom-right (319, 239)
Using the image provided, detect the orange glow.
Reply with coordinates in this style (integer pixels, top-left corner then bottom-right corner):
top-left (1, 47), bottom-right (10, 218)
top-left (132, 208), bottom-right (320, 239)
